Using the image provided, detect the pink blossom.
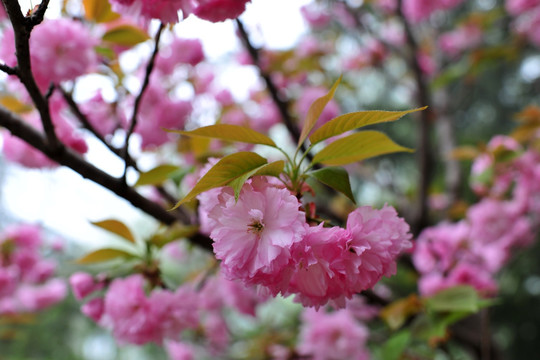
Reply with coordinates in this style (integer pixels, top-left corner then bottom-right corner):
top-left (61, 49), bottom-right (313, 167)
top-left (506, 0), bottom-right (540, 15)
top-left (103, 275), bottom-right (162, 344)
top-left (288, 225), bottom-right (354, 308)
top-left (109, 0), bottom-right (190, 23)
top-left (403, 0), bottom-right (466, 23)
top-left (300, 4), bottom-right (331, 29)
top-left (514, 7), bottom-right (540, 47)
top-left (4, 224), bottom-right (42, 249)
top-left (30, 19), bottom-right (97, 89)
top-left (80, 92), bottom-right (122, 137)
top-left (192, 0), bottom-right (251, 22)
top-left (166, 340), bottom-right (196, 360)
top-left (209, 177), bottom-right (307, 292)
top-left (16, 278), bottom-right (67, 311)
top-left (70, 272), bottom-right (103, 300)
top-left (81, 297), bottom-right (105, 322)
top-left (297, 308), bottom-right (370, 360)
top-left (156, 38), bottom-right (205, 75)
top-left (439, 24), bottom-right (483, 58)
top-left (346, 205), bottom-right (412, 291)
top-left (0, 267), bottom-right (18, 298)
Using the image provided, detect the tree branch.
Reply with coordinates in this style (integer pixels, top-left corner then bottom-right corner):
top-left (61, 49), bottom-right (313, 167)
top-left (123, 22), bottom-right (165, 180)
top-left (0, 63), bottom-right (18, 76)
top-left (0, 106), bottom-right (212, 250)
top-left (2, 0), bottom-right (59, 150)
top-left (235, 19), bottom-right (302, 145)
top-left (396, 0), bottom-right (434, 236)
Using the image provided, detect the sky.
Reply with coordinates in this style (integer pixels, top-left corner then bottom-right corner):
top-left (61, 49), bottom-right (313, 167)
top-left (0, 0), bottom-right (311, 247)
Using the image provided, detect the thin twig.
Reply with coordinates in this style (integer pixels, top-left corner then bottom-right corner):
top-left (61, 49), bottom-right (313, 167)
top-left (122, 22), bottom-right (165, 181)
top-left (0, 63), bottom-right (18, 76)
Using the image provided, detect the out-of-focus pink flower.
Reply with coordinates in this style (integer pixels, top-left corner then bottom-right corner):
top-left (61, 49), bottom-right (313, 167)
top-left (80, 92), bottom-right (122, 137)
top-left (70, 272), bottom-right (104, 300)
top-left (103, 275), bottom-right (162, 344)
top-left (514, 7), bottom-right (540, 47)
top-left (439, 24), bottom-right (483, 58)
top-left (297, 308), bottom-right (370, 360)
top-left (209, 177), bottom-right (306, 292)
top-left (30, 19), bottom-right (97, 89)
top-left (192, 0), bottom-right (251, 22)
top-left (166, 340), bottom-right (196, 360)
top-left (403, 0), bottom-right (466, 23)
top-left (109, 0), bottom-right (190, 23)
top-left (16, 278), bottom-right (67, 311)
top-left (300, 4), bottom-right (331, 29)
top-left (156, 38), bottom-right (205, 75)
top-left (81, 297), bottom-right (105, 322)
top-left (506, 0), bottom-right (540, 15)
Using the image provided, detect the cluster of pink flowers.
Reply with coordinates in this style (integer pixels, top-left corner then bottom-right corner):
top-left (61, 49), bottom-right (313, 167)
top-left (438, 23), bottom-right (483, 58)
top-left (509, 0), bottom-right (540, 47)
top-left (0, 19), bottom-right (97, 91)
top-left (199, 175), bottom-right (412, 308)
top-left (0, 224), bottom-right (67, 314)
top-left (414, 135), bottom-right (540, 296)
top-left (108, 0), bottom-right (252, 23)
top-left (71, 268), bottom-right (265, 353)
top-left (375, 0), bottom-right (465, 23)
top-left (296, 307), bottom-right (370, 360)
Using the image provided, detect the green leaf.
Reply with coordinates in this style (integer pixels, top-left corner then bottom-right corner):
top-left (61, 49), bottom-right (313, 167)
top-left (425, 285), bottom-right (480, 313)
top-left (311, 131), bottom-right (413, 166)
top-left (308, 166), bottom-right (355, 203)
top-left (91, 219), bottom-right (136, 244)
top-left (102, 24), bottom-right (150, 47)
top-left (83, 0), bottom-right (120, 23)
top-left (309, 107), bottom-right (427, 145)
top-left (75, 248), bottom-right (135, 264)
top-left (228, 160), bottom-right (285, 201)
top-left (172, 152), bottom-right (268, 209)
top-left (380, 330), bottom-right (411, 360)
top-left (169, 124), bottom-right (277, 147)
top-left (135, 164), bottom-right (181, 186)
top-left (298, 76), bottom-right (342, 147)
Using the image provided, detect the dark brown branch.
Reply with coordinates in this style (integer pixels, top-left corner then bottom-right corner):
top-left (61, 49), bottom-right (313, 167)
top-left (235, 19), bottom-right (302, 145)
top-left (396, 0), bottom-right (434, 236)
top-left (123, 22), bottom-right (165, 180)
top-left (0, 106), bottom-right (212, 251)
top-left (2, 0), bottom-right (58, 149)
top-left (0, 63), bottom-right (18, 76)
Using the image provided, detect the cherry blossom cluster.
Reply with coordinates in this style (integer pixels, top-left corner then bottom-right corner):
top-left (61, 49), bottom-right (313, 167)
top-left (198, 175), bottom-right (412, 308)
top-left (0, 224), bottom-right (67, 314)
top-left (506, 0), bottom-right (540, 47)
top-left (109, 0), bottom-right (252, 23)
top-left (70, 268), bottom-right (265, 354)
top-left (414, 134), bottom-right (540, 296)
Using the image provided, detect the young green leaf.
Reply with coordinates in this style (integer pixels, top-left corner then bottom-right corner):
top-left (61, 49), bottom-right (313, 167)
top-left (425, 285), bottom-right (480, 313)
top-left (379, 330), bottom-right (412, 360)
top-left (298, 76), bottom-right (342, 147)
top-left (308, 166), bottom-right (356, 203)
top-left (75, 248), bottom-right (136, 264)
top-left (135, 164), bottom-right (181, 187)
top-left (228, 160), bottom-right (285, 200)
top-left (309, 107), bottom-right (427, 145)
top-left (169, 124), bottom-right (277, 147)
top-left (82, 0), bottom-right (120, 23)
top-left (149, 225), bottom-right (199, 248)
top-left (91, 219), bottom-right (136, 244)
top-left (311, 131), bottom-right (413, 166)
top-left (102, 24), bottom-right (150, 46)
top-left (172, 152), bottom-right (268, 209)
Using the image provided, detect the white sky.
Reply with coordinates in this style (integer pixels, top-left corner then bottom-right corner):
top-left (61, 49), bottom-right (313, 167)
top-left (1, 0), bottom-right (311, 247)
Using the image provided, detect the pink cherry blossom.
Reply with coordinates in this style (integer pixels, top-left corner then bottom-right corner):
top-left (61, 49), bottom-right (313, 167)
top-left (439, 23), bottom-right (483, 58)
top-left (30, 19), bottom-right (97, 89)
top-left (506, 0), bottom-right (540, 15)
top-left (209, 176), bottom-right (307, 292)
top-left (69, 272), bottom-right (104, 300)
top-left (297, 308), bottom-right (370, 360)
top-left (192, 0), bottom-right (252, 22)
top-left (166, 340), bottom-right (196, 360)
top-left (300, 4), bottom-right (332, 29)
top-left (156, 38), bottom-right (205, 75)
top-left (80, 92), bottom-right (123, 138)
top-left (81, 297), bottom-right (105, 322)
top-left (16, 278), bottom-right (67, 311)
top-left (346, 205), bottom-right (412, 291)
top-left (109, 0), bottom-right (190, 23)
